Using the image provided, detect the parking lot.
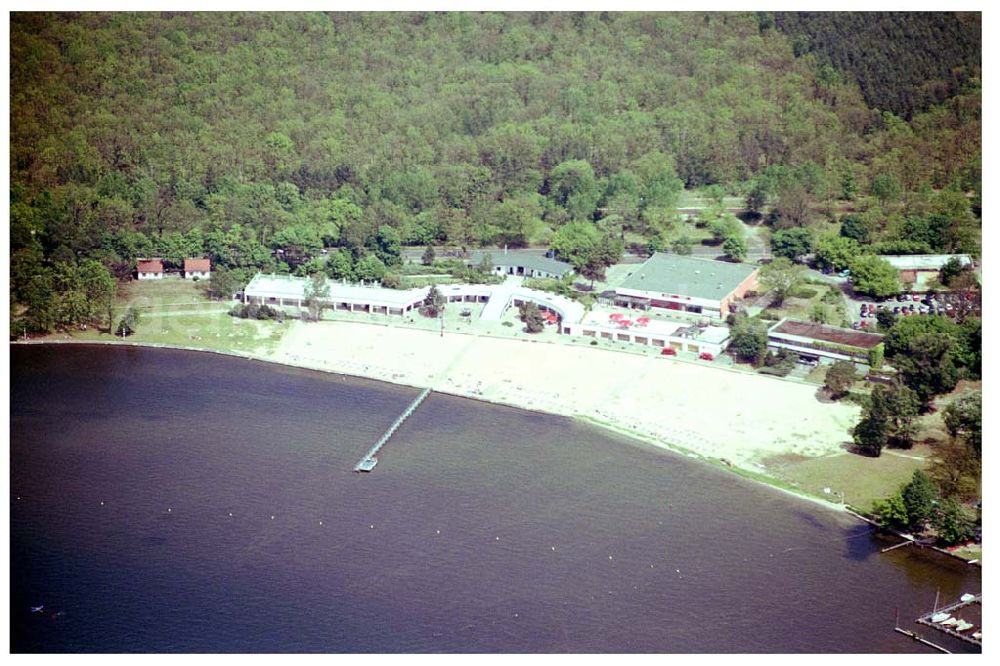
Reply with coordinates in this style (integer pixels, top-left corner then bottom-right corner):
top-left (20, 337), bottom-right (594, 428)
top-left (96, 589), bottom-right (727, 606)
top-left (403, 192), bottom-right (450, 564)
top-left (849, 290), bottom-right (981, 331)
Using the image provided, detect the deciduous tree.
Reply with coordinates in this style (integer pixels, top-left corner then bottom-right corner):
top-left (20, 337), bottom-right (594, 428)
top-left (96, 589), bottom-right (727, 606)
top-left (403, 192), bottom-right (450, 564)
top-left (824, 360), bottom-right (856, 398)
top-left (758, 257), bottom-right (805, 306)
top-left (303, 273), bottom-right (330, 321)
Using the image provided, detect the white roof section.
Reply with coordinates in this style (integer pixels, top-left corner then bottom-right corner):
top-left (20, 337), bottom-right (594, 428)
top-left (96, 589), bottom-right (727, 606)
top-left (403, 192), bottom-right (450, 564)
top-left (880, 254), bottom-right (973, 271)
top-left (696, 326), bottom-right (731, 345)
top-left (242, 274), bottom-right (586, 323)
top-left (578, 313), bottom-right (729, 344)
top-left (245, 273), bottom-right (428, 308)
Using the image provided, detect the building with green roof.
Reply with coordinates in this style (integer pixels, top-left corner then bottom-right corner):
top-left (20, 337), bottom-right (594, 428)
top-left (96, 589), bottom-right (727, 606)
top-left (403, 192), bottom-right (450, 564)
top-left (467, 249), bottom-right (573, 279)
top-left (613, 253), bottom-right (759, 319)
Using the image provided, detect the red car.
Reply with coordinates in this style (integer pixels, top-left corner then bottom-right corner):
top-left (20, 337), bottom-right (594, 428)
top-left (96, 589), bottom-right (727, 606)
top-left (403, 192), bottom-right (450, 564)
top-left (699, 352), bottom-right (714, 361)
top-left (661, 347), bottom-right (677, 356)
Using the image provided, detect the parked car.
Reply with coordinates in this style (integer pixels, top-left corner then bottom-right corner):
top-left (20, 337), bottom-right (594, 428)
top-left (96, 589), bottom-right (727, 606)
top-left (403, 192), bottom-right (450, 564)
top-left (698, 352), bottom-right (714, 361)
top-left (661, 347), bottom-right (677, 356)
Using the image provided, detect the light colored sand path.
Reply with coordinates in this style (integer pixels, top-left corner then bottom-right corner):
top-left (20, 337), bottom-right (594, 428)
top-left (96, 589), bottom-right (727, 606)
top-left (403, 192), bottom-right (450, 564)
top-left (271, 320), bottom-right (860, 471)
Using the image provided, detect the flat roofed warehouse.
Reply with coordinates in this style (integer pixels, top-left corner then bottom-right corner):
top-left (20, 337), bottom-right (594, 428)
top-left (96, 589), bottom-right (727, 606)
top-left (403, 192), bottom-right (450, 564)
top-left (768, 318), bottom-right (884, 365)
top-left (614, 253), bottom-right (759, 319)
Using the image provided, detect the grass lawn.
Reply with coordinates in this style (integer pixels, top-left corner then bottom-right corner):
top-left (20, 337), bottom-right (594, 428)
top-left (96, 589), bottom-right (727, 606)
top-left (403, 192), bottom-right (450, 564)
top-left (676, 190), bottom-right (746, 209)
top-left (37, 278), bottom-right (285, 355)
top-left (122, 277), bottom-right (212, 307)
top-left (763, 282), bottom-right (847, 324)
top-left (401, 275), bottom-right (459, 288)
top-left (44, 310), bottom-right (288, 356)
top-left (762, 446), bottom-right (931, 512)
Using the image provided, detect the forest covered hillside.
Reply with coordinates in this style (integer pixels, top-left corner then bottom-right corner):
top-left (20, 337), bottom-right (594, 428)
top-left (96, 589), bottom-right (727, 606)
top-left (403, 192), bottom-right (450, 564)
top-left (9, 12), bottom-right (981, 333)
top-left (773, 11), bottom-right (981, 119)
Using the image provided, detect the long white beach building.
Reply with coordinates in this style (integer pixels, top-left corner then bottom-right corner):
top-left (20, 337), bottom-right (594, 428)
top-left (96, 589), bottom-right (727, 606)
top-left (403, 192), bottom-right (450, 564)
top-left (241, 273), bottom-right (585, 331)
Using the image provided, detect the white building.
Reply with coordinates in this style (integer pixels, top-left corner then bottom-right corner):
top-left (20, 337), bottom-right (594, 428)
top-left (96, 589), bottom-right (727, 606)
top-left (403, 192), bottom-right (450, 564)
top-left (136, 259), bottom-right (164, 280)
top-left (879, 254), bottom-right (974, 291)
top-left (467, 249), bottom-right (574, 279)
top-left (241, 274), bottom-right (584, 330)
top-left (564, 313), bottom-right (731, 357)
top-left (184, 258), bottom-right (211, 279)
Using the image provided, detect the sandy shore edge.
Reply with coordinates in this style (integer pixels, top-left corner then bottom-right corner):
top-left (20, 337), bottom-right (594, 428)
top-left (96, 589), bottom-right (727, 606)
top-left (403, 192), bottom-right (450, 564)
top-left (13, 334), bottom-right (853, 516)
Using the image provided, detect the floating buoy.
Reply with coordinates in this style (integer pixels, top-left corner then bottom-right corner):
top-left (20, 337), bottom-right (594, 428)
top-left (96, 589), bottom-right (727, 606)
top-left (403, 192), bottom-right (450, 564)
top-left (370, 524), bottom-right (374, 529)
top-left (436, 530), bottom-right (440, 534)
top-left (229, 512), bottom-right (233, 517)
top-left (270, 515), bottom-right (275, 520)
top-left (167, 508), bottom-right (172, 513)
top-left (551, 546), bottom-right (556, 551)
top-left (100, 501), bottom-right (104, 506)
top-left (495, 536), bottom-right (499, 541)
top-left (319, 521), bottom-right (323, 526)
top-left (608, 555), bottom-right (613, 560)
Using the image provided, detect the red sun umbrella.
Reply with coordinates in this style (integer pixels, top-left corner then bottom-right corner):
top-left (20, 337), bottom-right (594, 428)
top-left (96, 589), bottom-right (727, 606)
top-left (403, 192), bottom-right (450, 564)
top-left (609, 313), bottom-right (624, 321)
top-left (637, 317), bottom-right (650, 326)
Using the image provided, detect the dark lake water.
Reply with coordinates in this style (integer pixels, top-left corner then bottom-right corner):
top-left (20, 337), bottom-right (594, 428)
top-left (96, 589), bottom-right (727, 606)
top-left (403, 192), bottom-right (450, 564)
top-left (10, 344), bottom-right (981, 653)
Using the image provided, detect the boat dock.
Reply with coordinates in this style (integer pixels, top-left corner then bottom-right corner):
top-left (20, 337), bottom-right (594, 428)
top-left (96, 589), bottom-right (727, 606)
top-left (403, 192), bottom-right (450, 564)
top-left (354, 387), bottom-right (432, 472)
top-left (915, 593), bottom-right (982, 648)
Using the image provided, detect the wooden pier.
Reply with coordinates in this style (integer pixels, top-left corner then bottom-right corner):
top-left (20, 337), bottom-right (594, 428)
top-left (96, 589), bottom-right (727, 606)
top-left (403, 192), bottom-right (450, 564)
top-left (915, 593), bottom-right (982, 648)
top-left (354, 387), bottom-right (432, 472)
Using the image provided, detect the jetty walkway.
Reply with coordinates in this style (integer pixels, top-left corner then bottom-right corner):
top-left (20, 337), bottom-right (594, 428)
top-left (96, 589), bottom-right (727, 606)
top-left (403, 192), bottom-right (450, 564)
top-left (354, 387), bottom-right (432, 472)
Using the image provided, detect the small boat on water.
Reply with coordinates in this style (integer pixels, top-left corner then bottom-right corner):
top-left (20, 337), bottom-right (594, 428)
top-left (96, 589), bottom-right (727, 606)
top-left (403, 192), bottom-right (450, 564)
top-left (972, 631), bottom-right (982, 641)
top-left (931, 612), bottom-right (951, 623)
top-left (960, 593), bottom-right (976, 602)
top-left (955, 620), bottom-right (974, 632)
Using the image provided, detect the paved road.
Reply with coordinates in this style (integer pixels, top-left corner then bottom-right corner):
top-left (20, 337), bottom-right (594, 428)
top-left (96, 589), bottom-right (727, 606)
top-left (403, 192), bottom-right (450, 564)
top-left (402, 244), bottom-right (768, 264)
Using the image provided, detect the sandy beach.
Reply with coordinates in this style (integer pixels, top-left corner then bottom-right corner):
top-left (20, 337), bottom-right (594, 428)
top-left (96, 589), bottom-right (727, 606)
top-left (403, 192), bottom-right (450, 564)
top-left (268, 320), bottom-right (860, 475)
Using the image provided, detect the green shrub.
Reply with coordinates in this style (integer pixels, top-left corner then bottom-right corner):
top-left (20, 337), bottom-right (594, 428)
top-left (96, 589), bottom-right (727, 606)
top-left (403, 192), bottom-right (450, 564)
top-left (821, 289), bottom-right (842, 304)
top-left (790, 286), bottom-right (818, 299)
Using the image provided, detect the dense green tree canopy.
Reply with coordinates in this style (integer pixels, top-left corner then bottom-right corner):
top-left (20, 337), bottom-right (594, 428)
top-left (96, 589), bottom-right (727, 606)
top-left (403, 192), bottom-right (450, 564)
top-left (9, 12), bottom-right (981, 337)
top-left (848, 255), bottom-right (901, 298)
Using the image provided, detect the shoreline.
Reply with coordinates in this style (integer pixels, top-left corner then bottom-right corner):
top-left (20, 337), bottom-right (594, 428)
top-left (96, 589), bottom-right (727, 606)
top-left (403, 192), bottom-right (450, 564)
top-left (13, 335), bottom-right (853, 516)
top-left (22, 335), bottom-right (982, 566)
